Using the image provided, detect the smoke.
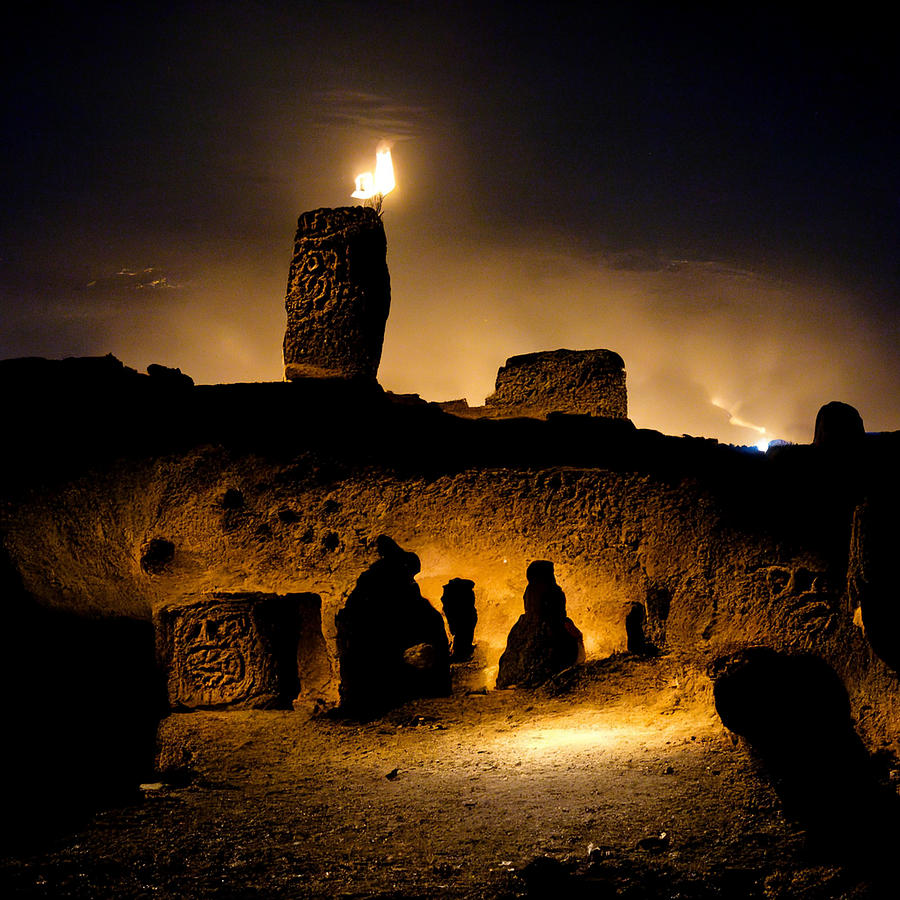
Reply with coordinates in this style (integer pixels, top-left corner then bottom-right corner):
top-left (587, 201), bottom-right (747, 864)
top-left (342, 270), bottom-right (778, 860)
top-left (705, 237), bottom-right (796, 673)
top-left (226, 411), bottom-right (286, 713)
top-left (2, 202), bottom-right (895, 447)
top-left (380, 235), bottom-right (899, 445)
top-left (0, 250), bottom-right (287, 385)
top-left (2, 2), bottom-right (896, 449)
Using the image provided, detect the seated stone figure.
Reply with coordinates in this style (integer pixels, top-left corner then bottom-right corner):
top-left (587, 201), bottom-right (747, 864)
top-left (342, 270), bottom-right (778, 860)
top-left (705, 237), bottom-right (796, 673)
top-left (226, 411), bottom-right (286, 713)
top-left (496, 560), bottom-right (585, 688)
top-left (336, 535), bottom-right (450, 717)
top-left (440, 578), bottom-right (478, 661)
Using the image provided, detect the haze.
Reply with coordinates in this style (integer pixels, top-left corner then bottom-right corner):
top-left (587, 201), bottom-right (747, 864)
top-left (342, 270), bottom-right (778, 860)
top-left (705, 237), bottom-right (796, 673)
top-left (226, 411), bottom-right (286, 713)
top-left (2, 3), bottom-right (897, 446)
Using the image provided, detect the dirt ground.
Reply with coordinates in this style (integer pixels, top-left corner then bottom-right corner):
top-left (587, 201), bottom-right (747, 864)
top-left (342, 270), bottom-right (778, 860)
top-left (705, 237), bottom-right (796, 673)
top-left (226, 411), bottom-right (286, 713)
top-left (1, 654), bottom-right (891, 898)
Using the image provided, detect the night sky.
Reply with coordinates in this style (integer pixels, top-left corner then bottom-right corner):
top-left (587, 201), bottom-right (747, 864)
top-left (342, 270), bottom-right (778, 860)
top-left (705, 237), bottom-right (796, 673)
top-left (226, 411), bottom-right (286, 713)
top-left (2, 2), bottom-right (897, 445)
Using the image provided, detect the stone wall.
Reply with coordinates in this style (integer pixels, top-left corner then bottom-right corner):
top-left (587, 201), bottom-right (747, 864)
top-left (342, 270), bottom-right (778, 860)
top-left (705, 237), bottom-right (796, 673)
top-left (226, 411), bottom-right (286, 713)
top-left (283, 207), bottom-right (391, 381)
top-left (482, 348), bottom-right (627, 419)
top-left (3, 377), bottom-right (899, 749)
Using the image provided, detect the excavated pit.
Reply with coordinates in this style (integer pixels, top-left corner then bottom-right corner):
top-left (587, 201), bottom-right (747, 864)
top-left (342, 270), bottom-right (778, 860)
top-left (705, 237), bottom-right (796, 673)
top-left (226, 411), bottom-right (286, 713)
top-left (2, 365), bottom-right (900, 897)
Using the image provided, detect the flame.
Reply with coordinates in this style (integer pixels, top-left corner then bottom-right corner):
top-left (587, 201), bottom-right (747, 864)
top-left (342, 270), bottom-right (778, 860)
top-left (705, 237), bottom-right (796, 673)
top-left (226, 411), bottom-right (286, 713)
top-left (351, 171), bottom-right (376, 199)
top-left (351, 147), bottom-right (395, 207)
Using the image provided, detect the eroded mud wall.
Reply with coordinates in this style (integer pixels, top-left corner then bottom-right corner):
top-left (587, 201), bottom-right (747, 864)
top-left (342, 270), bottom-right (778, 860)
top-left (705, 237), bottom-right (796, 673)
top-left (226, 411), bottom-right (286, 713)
top-left (3, 446), bottom-right (882, 703)
top-left (3, 375), bottom-right (897, 750)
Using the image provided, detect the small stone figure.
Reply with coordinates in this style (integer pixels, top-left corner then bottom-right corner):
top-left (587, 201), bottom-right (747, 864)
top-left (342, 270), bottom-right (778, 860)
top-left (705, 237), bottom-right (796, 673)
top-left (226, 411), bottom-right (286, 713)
top-left (336, 535), bottom-right (450, 717)
top-left (440, 578), bottom-right (478, 661)
top-left (496, 560), bottom-right (585, 688)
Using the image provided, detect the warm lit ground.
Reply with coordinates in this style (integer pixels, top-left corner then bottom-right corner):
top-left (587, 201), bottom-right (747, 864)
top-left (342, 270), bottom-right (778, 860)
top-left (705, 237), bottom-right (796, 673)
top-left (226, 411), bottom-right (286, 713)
top-left (0, 655), bottom-right (883, 898)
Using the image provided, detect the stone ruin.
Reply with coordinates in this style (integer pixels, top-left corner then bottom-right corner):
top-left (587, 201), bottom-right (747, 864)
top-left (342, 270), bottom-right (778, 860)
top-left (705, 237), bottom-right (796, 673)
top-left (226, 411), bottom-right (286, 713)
top-left (496, 560), bottom-right (585, 688)
top-left (485, 348), bottom-right (627, 419)
top-left (6, 200), bottom-right (900, 853)
top-left (155, 591), bottom-right (330, 710)
top-left (283, 206), bottom-right (391, 381)
top-left (441, 347), bottom-right (628, 421)
top-left (153, 541), bottom-right (478, 719)
top-left (282, 205), bottom-right (627, 424)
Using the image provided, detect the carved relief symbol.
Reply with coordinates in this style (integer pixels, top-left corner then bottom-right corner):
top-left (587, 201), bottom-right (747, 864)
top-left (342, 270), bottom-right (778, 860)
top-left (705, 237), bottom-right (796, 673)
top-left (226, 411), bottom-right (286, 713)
top-left (175, 606), bottom-right (256, 703)
top-left (297, 246), bottom-right (340, 313)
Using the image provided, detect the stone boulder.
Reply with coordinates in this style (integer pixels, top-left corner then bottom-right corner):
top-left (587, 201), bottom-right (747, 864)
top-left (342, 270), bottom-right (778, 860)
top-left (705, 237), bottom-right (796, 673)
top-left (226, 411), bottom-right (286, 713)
top-left (335, 535), bottom-right (450, 717)
top-left (813, 400), bottom-right (865, 450)
top-left (155, 592), bottom-right (329, 710)
top-left (283, 206), bottom-right (391, 381)
top-left (710, 647), bottom-right (897, 854)
top-left (440, 577), bottom-right (478, 661)
top-left (496, 560), bottom-right (585, 688)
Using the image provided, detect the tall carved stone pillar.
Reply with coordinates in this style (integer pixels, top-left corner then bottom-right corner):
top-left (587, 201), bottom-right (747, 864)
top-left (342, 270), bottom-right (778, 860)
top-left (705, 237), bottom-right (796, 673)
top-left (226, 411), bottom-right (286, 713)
top-left (283, 206), bottom-right (391, 380)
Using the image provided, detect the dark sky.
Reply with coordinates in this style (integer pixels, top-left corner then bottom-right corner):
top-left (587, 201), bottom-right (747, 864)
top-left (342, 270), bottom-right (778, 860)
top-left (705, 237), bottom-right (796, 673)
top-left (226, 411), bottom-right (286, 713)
top-left (2, 2), bottom-right (898, 444)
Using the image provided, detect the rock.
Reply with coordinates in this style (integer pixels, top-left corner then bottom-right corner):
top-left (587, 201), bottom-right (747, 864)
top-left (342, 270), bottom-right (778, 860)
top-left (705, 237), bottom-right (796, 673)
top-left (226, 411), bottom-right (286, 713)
top-left (496, 560), bottom-right (585, 688)
top-left (813, 401), bottom-right (865, 449)
top-left (710, 647), bottom-right (852, 748)
top-left (441, 577), bottom-right (478, 661)
top-left (709, 647), bottom-right (897, 852)
top-left (586, 843), bottom-right (615, 863)
top-left (154, 591), bottom-right (329, 710)
top-left (403, 642), bottom-right (438, 669)
top-left (146, 363), bottom-right (193, 388)
top-left (283, 206), bottom-right (391, 381)
top-left (636, 832), bottom-right (670, 852)
top-left (335, 535), bottom-right (450, 717)
top-left (484, 348), bottom-right (627, 419)
top-left (138, 782), bottom-right (165, 792)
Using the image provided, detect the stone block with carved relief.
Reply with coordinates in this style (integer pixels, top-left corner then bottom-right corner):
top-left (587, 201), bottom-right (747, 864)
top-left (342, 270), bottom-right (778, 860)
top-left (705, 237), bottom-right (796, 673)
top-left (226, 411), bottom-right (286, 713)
top-left (155, 591), bottom-right (330, 710)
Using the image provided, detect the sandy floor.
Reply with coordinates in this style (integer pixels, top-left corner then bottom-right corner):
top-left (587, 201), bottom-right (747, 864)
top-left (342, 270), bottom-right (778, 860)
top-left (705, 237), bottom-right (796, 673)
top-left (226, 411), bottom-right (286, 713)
top-left (0, 655), bottom-right (885, 898)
